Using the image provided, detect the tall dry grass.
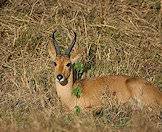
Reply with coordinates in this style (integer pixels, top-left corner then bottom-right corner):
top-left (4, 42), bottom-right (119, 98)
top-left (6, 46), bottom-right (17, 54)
top-left (0, 0), bottom-right (162, 131)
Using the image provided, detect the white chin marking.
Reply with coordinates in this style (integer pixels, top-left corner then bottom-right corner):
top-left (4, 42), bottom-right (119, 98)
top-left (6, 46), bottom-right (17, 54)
top-left (57, 78), bottom-right (65, 83)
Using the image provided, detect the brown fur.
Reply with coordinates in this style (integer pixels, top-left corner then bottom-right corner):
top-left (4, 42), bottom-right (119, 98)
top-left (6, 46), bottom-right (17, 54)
top-left (48, 43), bottom-right (162, 111)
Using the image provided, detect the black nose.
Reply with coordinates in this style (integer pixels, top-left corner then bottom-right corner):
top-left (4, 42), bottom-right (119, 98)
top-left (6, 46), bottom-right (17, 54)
top-left (57, 74), bottom-right (63, 81)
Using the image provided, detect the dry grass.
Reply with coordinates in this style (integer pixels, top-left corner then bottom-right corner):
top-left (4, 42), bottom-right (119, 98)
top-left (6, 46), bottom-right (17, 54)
top-left (0, 0), bottom-right (162, 131)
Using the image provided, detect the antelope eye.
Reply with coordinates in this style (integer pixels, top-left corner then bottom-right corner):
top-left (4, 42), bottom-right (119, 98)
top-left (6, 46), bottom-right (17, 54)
top-left (66, 63), bottom-right (71, 67)
top-left (51, 61), bottom-right (57, 67)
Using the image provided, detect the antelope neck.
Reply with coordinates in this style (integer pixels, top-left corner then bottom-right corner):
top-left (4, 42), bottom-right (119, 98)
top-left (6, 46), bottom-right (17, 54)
top-left (55, 70), bottom-right (74, 98)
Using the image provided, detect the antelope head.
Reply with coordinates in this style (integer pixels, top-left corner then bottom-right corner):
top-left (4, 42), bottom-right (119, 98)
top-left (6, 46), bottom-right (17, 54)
top-left (48, 31), bottom-right (80, 86)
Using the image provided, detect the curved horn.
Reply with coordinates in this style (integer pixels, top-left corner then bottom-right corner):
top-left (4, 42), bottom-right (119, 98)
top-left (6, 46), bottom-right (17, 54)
top-left (65, 31), bottom-right (76, 56)
top-left (52, 30), bottom-right (61, 55)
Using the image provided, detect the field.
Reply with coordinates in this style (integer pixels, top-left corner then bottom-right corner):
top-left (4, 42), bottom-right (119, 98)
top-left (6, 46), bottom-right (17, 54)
top-left (0, 0), bottom-right (162, 131)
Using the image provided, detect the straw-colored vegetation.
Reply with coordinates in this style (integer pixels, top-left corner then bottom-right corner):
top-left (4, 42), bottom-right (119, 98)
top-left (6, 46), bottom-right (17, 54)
top-left (0, 0), bottom-right (162, 131)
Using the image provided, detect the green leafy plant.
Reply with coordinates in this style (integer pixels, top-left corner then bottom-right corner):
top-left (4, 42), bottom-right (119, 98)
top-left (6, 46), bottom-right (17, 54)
top-left (73, 61), bottom-right (84, 79)
top-left (74, 105), bottom-right (81, 115)
top-left (72, 82), bottom-right (82, 115)
top-left (72, 86), bottom-right (82, 98)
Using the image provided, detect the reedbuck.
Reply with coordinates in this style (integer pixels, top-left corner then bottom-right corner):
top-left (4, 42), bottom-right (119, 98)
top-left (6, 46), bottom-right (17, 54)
top-left (48, 31), bottom-right (162, 111)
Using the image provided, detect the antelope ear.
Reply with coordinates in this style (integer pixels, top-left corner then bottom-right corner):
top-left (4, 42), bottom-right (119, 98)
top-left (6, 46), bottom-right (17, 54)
top-left (71, 54), bottom-right (81, 64)
top-left (48, 43), bottom-right (56, 60)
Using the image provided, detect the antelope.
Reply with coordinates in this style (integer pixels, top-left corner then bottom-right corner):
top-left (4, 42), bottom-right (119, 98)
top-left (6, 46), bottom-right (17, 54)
top-left (48, 31), bottom-right (162, 112)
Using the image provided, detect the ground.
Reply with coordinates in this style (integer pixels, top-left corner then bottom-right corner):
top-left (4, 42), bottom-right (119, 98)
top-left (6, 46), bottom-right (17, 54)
top-left (0, 0), bottom-right (162, 131)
